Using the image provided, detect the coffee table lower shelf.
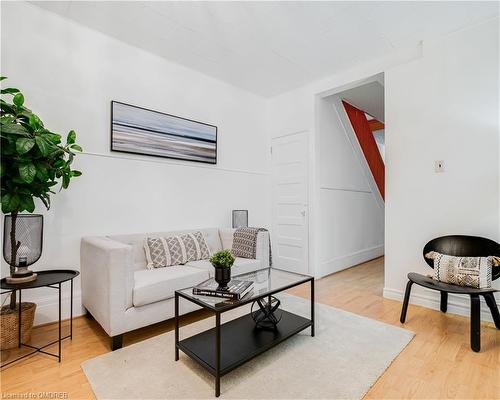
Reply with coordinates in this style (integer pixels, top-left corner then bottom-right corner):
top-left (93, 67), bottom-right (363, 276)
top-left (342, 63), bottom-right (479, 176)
top-left (177, 310), bottom-right (311, 377)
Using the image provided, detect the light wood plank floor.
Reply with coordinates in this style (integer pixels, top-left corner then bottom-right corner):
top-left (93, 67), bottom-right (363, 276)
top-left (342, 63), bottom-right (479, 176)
top-left (1, 257), bottom-right (499, 399)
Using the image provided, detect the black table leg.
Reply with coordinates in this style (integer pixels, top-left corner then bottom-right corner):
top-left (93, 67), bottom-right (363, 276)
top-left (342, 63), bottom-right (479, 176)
top-left (70, 278), bottom-right (74, 339)
top-left (174, 293), bottom-right (179, 361)
top-left (311, 279), bottom-right (315, 337)
top-left (58, 282), bottom-right (62, 362)
top-left (215, 312), bottom-right (221, 397)
top-left (18, 289), bottom-right (22, 348)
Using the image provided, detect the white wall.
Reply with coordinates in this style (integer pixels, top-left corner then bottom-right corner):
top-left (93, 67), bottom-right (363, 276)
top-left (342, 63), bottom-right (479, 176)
top-left (384, 18), bottom-right (500, 320)
top-left (1, 2), bottom-right (271, 324)
top-left (315, 96), bottom-right (384, 277)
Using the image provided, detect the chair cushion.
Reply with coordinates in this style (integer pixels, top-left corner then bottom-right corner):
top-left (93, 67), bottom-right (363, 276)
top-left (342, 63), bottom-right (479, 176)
top-left (133, 266), bottom-right (209, 307)
top-left (186, 257), bottom-right (263, 278)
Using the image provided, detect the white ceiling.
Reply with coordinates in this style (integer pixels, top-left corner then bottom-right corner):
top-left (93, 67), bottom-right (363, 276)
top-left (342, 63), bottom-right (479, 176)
top-left (33, 1), bottom-right (499, 97)
top-left (339, 81), bottom-right (385, 122)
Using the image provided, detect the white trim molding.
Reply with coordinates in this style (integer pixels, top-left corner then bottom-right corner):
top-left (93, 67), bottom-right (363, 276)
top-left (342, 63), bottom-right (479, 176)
top-left (383, 286), bottom-right (498, 323)
top-left (319, 245), bottom-right (384, 278)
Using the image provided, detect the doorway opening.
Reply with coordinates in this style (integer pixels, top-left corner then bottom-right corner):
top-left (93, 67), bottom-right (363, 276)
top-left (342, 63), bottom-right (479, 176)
top-left (315, 73), bottom-right (385, 295)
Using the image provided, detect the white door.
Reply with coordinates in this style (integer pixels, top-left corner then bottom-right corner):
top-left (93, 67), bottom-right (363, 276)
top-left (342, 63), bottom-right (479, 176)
top-left (271, 132), bottom-right (309, 274)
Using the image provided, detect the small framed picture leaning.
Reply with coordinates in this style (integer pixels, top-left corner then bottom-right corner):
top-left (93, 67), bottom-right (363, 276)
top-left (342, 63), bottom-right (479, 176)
top-left (110, 101), bottom-right (217, 164)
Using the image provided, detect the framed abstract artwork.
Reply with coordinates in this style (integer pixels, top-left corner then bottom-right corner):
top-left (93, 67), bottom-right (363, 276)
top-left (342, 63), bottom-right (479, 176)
top-left (111, 101), bottom-right (217, 164)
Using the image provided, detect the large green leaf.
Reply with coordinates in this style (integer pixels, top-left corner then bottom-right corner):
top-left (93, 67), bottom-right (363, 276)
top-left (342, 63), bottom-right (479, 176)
top-left (13, 93), bottom-right (24, 107)
top-left (34, 136), bottom-right (52, 156)
top-left (1, 123), bottom-right (29, 136)
top-left (35, 164), bottom-right (49, 181)
top-left (53, 159), bottom-right (66, 168)
top-left (67, 130), bottom-right (76, 144)
top-left (62, 174), bottom-right (70, 190)
top-left (19, 195), bottom-right (35, 213)
top-left (19, 162), bottom-right (37, 183)
top-left (70, 170), bottom-right (82, 177)
top-left (28, 114), bottom-right (43, 130)
top-left (70, 144), bottom-right (83, 152)
top-left (1, 193), bottom-right (20, 213)
top-left (16, 138), bottom-right (35, 154)
top-left (1, 88), bottom-right (20, 94)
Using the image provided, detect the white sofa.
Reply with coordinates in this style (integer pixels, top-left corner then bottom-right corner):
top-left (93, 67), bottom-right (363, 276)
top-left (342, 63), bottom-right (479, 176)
top-left (80, 227), bottom-right (269, 350)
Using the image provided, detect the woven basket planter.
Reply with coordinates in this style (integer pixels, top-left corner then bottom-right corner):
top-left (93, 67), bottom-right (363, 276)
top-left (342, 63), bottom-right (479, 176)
top-left (0, 302), bottom-right (36, 350)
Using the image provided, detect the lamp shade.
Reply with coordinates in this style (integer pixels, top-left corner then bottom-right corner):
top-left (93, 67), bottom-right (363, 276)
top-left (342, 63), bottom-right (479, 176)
top-left (3, 214), bottom-right (43, 267)
top-left (232, 210), bottom-right (248, 229)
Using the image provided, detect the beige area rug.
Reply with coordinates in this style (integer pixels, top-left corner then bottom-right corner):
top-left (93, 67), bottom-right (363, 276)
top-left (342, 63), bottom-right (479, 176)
top-left (82, 294), bottom-right (414, 399)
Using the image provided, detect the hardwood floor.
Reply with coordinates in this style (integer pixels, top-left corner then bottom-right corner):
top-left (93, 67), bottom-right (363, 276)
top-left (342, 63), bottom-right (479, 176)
top-left (1, 257), bottom-right (499, 399)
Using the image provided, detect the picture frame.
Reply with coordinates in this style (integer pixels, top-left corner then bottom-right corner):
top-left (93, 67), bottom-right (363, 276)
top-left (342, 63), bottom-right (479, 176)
top-left (110, 101), bottom-right (217, 164)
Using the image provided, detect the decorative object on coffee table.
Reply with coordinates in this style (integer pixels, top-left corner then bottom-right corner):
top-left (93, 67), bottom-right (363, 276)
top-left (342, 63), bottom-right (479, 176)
top-left (3, 214), bottom-right (43, 284)
top-left (209, 250), bottom-right (235, 290)
top-left (0, 270), bottom-right (79, 366)
top-left (232, 210), bottom-right (248, 228)
top-left (0, 76), bottom-right (82, 308)
top-left (251, 295), bottom-right (283, 329)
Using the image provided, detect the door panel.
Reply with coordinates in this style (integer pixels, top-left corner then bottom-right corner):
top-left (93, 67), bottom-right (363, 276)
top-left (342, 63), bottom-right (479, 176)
top-left (271, 132), bottom-right (309, 274)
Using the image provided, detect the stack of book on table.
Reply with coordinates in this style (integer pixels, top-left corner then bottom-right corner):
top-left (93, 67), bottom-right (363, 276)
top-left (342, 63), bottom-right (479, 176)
top-left (193, 278), bottom-right (254, 300)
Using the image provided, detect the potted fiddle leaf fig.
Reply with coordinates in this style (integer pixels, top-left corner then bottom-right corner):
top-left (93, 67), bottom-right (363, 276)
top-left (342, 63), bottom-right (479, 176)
top-left (209, 250), bottom-right (235, 289)
top-left (0, 76), bottom-right (82, 349)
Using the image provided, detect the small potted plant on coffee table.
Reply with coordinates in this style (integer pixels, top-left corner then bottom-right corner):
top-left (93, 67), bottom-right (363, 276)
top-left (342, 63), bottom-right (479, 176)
top-left (209, 250), bottom-right (235, 290)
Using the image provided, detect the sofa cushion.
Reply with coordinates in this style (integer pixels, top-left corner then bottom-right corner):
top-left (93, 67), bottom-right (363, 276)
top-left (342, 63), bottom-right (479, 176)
top-left (219, 228), bottom-right (235, 249)
top-left (186, 257), bottom-right (263, 278)
top-left (133, 266), bottom-right (209, 307)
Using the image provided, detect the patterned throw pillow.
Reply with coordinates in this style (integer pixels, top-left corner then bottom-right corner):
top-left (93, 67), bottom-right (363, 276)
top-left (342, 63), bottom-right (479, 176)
top-left (426, 252), bottom-right (494, 289)
top-left (179, 231), bottom-right (211, 262)
top-left (144, 231), bottom-right (210, 269)
top-left (144, 236), bottom-right (187, 269)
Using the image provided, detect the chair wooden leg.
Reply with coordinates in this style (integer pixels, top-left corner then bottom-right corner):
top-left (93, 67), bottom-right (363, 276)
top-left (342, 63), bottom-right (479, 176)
top-left (470, 295), bottom-right (481, 352)
top-left (440, 291), bottom-right (448, 313)
top-left (482, 293), bottom-right (500, 329)
top-left (400, 280), bottom-right (413, 323)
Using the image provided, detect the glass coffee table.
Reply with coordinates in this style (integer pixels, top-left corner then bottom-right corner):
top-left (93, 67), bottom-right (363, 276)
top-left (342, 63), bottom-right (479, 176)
top-left (175, 267), bottom-right (314, 397)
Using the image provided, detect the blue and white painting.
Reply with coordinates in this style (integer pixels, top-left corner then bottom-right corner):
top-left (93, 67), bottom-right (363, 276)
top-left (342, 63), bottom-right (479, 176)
top-left (111, 101), bottom-right (217, 164)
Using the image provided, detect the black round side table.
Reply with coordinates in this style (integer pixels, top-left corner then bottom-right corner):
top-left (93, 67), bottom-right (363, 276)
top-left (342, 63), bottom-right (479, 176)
top-left (0, 269), bottom-right (79, 368)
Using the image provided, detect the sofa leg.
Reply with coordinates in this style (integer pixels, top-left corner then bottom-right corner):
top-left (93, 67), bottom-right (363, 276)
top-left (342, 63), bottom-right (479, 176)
top-left (470, 295), bottom-right (481, 352)
top-left (400, 280), bottom-right (413, 323)
top-left (440, 291), bottom-right (448, 313)
top-left (111, 334), bottom-right (123, 351)
top-left (84, 308), bottom-right (93, 319)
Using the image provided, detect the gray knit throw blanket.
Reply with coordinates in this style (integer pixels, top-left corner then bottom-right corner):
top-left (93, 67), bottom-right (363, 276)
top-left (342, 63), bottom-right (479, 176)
top-left (232, 227), bottom-right (272, 266)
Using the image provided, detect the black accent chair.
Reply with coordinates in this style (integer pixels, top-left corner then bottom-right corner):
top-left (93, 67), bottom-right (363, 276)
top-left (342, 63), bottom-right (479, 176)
top-left (400, 235), bottom-right (500, 352)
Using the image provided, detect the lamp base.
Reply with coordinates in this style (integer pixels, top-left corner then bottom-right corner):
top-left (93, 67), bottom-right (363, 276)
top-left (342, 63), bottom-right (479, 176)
top-left (6, 269), bottom-right (37, 284)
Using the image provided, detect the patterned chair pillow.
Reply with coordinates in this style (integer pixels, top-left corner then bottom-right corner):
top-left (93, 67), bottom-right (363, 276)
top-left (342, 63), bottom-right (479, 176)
top-left (144, 231), bottom-right (211, 269)
top-left (425, 251), bottom-right (497, 289)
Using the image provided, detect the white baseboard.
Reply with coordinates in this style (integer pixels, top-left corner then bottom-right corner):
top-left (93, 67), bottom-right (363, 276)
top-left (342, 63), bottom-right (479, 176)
top-left (318, 245), bottom-right (384, 278)
top-left (383, 286), bottom-right (498, 322)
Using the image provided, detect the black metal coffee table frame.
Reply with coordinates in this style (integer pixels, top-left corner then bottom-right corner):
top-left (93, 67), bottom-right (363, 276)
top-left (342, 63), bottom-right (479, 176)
top-left (0, 270), bottom-right (79, 368)
top-left (175, 268), bottom-right (314, 397)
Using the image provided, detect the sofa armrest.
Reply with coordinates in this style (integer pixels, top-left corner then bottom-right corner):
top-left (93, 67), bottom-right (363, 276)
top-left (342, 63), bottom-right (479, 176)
top-left (256, 231), bottom-right (270, 267)
top-left (80, 236), bottom-right (133, 336)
